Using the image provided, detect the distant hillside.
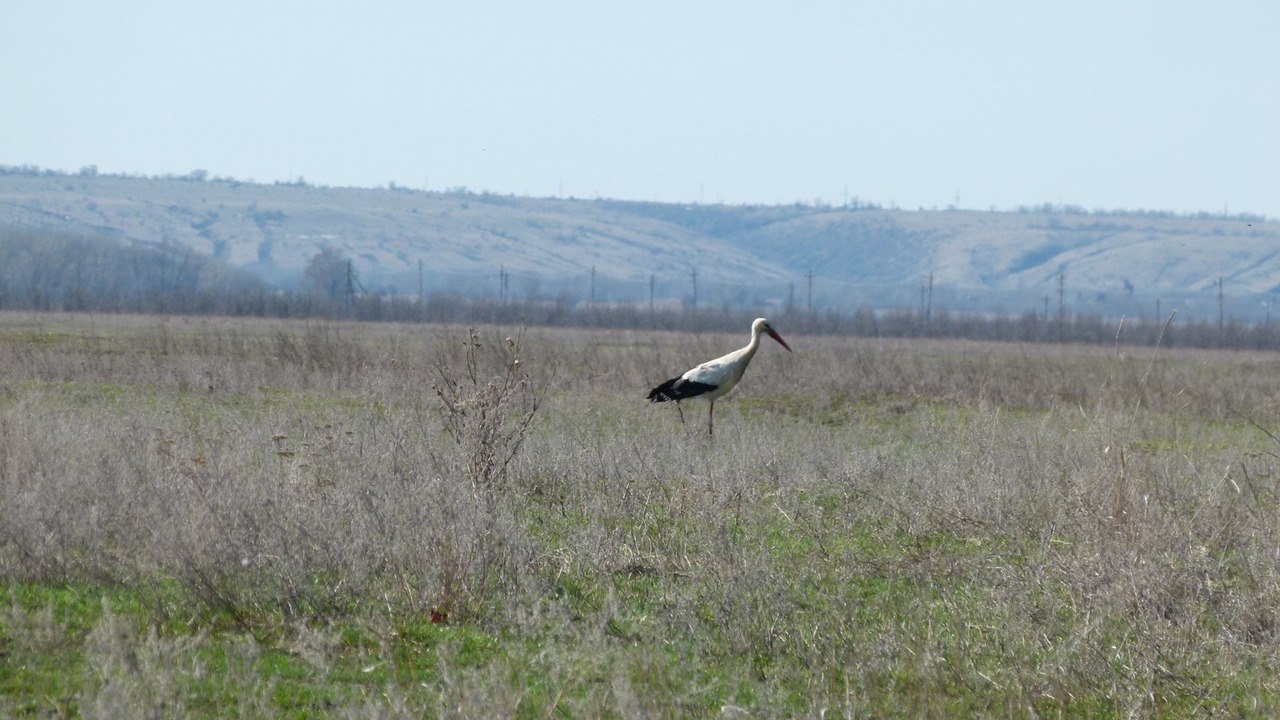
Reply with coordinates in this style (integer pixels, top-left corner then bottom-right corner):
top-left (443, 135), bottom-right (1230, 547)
top-left (2, 166), bottom-right (1277, 321)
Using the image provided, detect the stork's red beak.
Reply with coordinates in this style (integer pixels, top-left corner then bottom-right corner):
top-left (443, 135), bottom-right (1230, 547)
top-left (766, 328), bottom-right (792, 352)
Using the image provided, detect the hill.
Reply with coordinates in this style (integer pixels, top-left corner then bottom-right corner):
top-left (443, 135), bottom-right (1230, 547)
top-left (2, 166), bottom-right (1277, 321)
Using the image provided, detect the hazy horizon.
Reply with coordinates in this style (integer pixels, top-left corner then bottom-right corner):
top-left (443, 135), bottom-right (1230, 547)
top-left (5, 1), bottom-right (1279, 217)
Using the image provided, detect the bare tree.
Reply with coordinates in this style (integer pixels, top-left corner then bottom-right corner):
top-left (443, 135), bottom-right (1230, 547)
top-left (304, 247), bottom-right (352, 301)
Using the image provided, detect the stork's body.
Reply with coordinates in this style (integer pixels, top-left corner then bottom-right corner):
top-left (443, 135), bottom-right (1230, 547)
top-left (647, 318), bottom-right (792, 434)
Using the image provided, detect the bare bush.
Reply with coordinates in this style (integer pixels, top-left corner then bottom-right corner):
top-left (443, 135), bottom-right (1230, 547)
top-left (428, 326), bottom-right (543, 495)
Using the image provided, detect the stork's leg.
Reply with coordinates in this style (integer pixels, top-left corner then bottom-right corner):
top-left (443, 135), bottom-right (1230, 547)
top-left (708, 401), bottom-right (715, 435)
top-left (676, 401), bottom-right (686, 425)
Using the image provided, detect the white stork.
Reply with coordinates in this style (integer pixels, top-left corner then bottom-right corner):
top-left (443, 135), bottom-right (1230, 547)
top-left (647, 317), bottom-right (792, 435)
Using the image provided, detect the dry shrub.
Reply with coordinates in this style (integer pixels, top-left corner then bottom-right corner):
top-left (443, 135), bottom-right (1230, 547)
top-left (428, 326), bottom-right (542, 495)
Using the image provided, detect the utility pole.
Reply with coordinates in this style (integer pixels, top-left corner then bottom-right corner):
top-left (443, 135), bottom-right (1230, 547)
top-left (418, 259), bottom-right (424, 304)
top-left (1217, 276), bottom-right (1224, 332)
top-left (690, 268), bottom-right (698, 313)
top-left (1057, 272), bottom-right (1065, 325)
top-left (925, 272), bottom-right (934, 330)
top-left (787, 282), bottom-right (795, 315)
top-left (345, 260), bottom-right (355, 308)
top-left (649, 273), bottom-right (655, 315)
top-left (1056, 272), bottom-right (1066, 341)
top-left (806, 270), bottom-right (814, 315)
top-left (590, 265), bottom-right (596, 305)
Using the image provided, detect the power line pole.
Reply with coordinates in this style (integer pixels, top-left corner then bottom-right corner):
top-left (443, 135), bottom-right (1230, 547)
top-left (1056, 272), bottom-right (1066, 341)
top-left (787, 282), bottom-right (795, 316)
top-left (1057, 272), bottom-right (1065, 324)
top-left (806, 270), bottom-right (813, 315)
top-left (590, 265), bottom-right (596, 304)
top-left (1217, 276), bottom-right (1224, 332)
top-left (418, 259), bottom-right (424, 304)
top-left (690, 268), bottom-right (698, 313)
top-left (345, 259), bottom-right (355, 308)
top-left (925, 272), bottom-right (934, 329)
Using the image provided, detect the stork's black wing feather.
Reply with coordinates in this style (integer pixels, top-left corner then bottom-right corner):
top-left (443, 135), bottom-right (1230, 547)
top-left (647, 376), bottom-right (718, 403)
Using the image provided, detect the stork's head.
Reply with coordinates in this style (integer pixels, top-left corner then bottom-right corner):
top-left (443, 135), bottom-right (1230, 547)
top-left (753, 317), bottom-right (792, 352)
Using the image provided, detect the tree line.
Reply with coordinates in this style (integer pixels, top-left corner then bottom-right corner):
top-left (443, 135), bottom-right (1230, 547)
top-left (3, 225), bottom-right (1280, 351)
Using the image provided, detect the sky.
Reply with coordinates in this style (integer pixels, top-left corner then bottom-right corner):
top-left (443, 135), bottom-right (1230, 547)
top-left (4, 1), bottom-right (1280, 217)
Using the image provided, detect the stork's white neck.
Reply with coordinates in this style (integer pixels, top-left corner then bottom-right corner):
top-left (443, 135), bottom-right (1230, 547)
top-left (742, 324), bottom-right (763, 358)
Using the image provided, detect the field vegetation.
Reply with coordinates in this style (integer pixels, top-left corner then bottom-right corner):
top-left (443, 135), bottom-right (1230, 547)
top-left (3, 311), bottom-right (1280, 716)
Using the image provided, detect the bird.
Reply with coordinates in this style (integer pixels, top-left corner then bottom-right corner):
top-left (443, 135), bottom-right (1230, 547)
top-left (647, 317), bottom-right (792, 435)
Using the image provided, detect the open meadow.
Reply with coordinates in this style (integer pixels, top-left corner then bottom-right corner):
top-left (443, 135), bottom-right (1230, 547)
top-left (3, 311), bottom-right (1280, 717)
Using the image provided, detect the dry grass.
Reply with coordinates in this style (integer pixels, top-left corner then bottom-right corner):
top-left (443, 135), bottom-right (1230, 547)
top-left (3, 311), bottom-right (1280, 716)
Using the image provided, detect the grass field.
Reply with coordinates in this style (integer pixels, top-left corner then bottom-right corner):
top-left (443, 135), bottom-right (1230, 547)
top-left (3, 311), bottom-right (1280, 717)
